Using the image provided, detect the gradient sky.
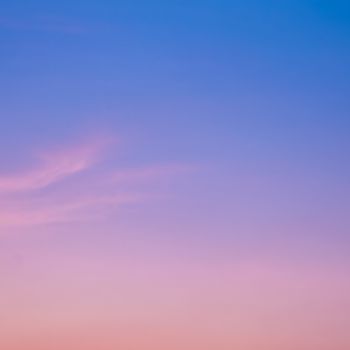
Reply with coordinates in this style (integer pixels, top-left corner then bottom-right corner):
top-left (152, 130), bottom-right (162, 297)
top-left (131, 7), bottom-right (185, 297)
top-left (1, 1), bottom-right (350, 349)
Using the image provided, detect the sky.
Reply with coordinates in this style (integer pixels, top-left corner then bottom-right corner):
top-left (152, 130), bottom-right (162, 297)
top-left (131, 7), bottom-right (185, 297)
top-left (0, 1), bottom-right (350, 349)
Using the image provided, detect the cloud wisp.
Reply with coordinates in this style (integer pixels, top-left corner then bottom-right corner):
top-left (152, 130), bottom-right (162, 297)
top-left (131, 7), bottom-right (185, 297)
top-left (0, 193), bottom-right (142, 227)
top-left (0, 135), bottom-right (191, 229)
top-left (0, 137), bottom-right (110, 193)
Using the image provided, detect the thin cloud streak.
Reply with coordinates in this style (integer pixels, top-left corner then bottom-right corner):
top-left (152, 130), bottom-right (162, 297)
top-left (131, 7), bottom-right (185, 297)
top-left (0, 137), bottom-right (110, 193)
top-left (0, 193), bottom-right (143, 227)
top-left (0, 134), bottom-right (192, 228)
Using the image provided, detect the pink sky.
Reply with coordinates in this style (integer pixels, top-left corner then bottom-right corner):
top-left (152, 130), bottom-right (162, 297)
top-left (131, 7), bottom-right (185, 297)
top-left (1, 134), bottom-right (349, 349)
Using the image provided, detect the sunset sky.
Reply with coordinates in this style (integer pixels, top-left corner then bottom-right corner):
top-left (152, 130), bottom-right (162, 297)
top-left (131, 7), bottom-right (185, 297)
top-left (1, 1), bottom-right (350, 349)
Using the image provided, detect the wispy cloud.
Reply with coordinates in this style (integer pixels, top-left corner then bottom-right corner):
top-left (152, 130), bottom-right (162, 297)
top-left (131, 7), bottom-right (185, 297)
top-left (0, 193), bottom-right (142, 227)
top-left (0, 137), bottom-right (110, 193)
top-left (0, 134), bottom-right (191, 228)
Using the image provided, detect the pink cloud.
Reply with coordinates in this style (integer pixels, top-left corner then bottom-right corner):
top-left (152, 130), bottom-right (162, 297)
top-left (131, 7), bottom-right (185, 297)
top-left (0, 193), bottom-right (142, 227)
top-left (0, 134), bottom-right (192, 228)
top-left (0, 137), bottom-right (111, 193)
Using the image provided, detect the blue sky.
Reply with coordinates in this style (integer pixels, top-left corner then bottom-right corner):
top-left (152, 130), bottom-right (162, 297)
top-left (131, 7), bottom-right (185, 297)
top-left (1, 0), bottom-right (350, 245)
